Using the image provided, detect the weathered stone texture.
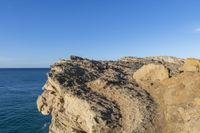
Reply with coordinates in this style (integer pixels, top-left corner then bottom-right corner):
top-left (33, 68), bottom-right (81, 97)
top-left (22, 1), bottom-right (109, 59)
top-left (37, 56), bottom-right (200, 133)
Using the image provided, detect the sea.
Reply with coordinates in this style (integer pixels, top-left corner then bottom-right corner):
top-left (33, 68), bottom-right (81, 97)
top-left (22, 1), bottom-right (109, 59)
top-left (0, 68), bottom-right (51, 133)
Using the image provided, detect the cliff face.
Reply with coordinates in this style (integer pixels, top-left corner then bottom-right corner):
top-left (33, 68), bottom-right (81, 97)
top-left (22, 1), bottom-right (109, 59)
top-left (37, 56), bottom-right (200, 133)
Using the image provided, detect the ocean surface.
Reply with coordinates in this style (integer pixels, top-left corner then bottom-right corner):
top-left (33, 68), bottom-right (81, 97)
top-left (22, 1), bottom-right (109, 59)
top-left (0, 69), bottom-right (51, 133)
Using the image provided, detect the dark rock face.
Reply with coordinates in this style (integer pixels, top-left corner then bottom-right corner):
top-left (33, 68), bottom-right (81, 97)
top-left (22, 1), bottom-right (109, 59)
top-left (37, 55), bottom-right (197, 133)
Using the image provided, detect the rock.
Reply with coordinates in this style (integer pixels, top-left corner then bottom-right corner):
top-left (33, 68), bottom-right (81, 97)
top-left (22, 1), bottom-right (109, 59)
top-left (133, 64), bottom-right (169, 85)
top-left (121, 56), bottom-right (184, 65)
top-left (148, 72), bottom-right (200, 133)
top-left (37, 56), bottom-right (159, 133)
top-left (179, 58), bottom-right (200, 72)
top-left (37, 55), bottom-right (200, 133)
top-left (144, 56), bottom-right (184, 65)
top-left (121, 56), bottom-right (183, 77)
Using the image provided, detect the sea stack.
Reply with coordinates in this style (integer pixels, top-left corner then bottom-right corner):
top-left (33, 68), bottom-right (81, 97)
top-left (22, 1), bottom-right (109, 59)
top-left (37, 55), bottom-right (200, 133)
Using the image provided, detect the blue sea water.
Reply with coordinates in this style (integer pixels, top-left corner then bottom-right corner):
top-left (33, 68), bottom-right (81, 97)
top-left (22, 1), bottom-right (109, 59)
top-left (0, 69), bottom-right (50, 133)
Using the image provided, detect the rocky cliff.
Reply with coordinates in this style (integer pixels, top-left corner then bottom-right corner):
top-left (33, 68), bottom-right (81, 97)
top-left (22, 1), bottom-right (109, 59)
top-left (37, 56), bottom-right (200, 133)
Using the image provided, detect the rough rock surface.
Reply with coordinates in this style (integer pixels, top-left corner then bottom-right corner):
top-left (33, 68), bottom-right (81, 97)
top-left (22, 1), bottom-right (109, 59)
top-left (137, 72), bottom-right (200, 133)
top-left (121, 56), bottom-right (184, 65)
top-left (133, 64), bottom-right (169, 84)
top-left (179, 58), bottom-right (200, 72)
top-left (37, 55), bottom-right (200, 133)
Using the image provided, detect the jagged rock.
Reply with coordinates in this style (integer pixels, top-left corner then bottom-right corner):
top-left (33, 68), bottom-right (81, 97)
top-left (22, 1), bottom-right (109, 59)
top-left (120, 56), bottom-right (183, 77)
top-left (37, 56), bottom-right (159, 133)
top-left (144, 56), bottom-right (184, 65)
top-left (121, 56), bottom-right (184, 65)
top-left (133, 64), bottom-right (169, 85)
top-left (179, 58), bottom-right (200, 72)
top-left (37, 55), bottom-right (200, 133)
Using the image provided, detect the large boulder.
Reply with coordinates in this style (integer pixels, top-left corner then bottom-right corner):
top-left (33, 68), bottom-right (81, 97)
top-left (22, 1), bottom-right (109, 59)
top-left (133, 64), bottom-right (169, 84)
top-left (149, 72), bottom-right (200, 133)
top-left (179, 58), bottom-right (200, 72)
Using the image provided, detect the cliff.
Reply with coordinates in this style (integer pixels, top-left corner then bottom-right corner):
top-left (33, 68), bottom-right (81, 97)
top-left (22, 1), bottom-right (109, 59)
top-left (37, 56), bottom-right (200, 133)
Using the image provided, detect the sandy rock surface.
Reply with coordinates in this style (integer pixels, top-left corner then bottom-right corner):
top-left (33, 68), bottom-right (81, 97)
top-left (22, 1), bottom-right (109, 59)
top-left (179, 58), bottom-right (200, 72)
top-left (133, 64), bottom-right (169, 84)
top-left (37, 55), bottom-right (200, 133)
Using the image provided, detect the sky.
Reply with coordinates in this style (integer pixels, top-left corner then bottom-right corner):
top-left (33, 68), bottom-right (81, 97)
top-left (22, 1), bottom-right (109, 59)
top-left (0, 0), bottom-right (200, 68)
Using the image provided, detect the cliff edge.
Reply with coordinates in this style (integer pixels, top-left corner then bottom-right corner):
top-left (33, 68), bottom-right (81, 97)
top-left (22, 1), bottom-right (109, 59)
top-left (37, 56), bottom-right (200, 133)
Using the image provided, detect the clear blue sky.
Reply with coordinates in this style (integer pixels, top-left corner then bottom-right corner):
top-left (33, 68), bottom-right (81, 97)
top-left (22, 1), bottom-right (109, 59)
top-left (0, 0), bottom-right (200, 67)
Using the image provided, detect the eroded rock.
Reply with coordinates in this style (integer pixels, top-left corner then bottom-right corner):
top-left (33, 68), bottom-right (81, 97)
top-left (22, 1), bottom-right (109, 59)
top-left (148, 72), bottom-right (200, 133)
top-left (37, 55), bottom-right (200, 133)
top-left (133, 64), bottom-right (169, 85)
top-left (179, 58), bottom-right (200, 72)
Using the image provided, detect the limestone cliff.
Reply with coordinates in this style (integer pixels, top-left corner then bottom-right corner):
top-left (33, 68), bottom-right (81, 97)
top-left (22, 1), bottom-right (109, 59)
top-left (37, 56), bottom-right (200, 133)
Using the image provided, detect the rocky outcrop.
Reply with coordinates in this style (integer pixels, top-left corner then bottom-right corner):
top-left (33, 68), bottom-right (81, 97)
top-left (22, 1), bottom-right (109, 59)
top-left (133, 64), bottom-right (169, 84)
top-left (136, 72), bottom-right (200, 133)
top-left (145, 56), bottom-right (184, 65)
top-left (120, 56), bottom-right (183, 77)
top-left (156, 72), bottom-right (200, 133)
top-left (37, 55), bottom-right (200, 133)
top-left (179, 58), bottom-right (200, 72)
top-left (120, 56), bottom-right (184, 65)
top-left (132, 58), bottom-right (200, 133)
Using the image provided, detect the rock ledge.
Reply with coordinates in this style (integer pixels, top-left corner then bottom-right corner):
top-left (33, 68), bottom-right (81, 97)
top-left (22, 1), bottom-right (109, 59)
top-left (37, 56), bottom-right (200, 133)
